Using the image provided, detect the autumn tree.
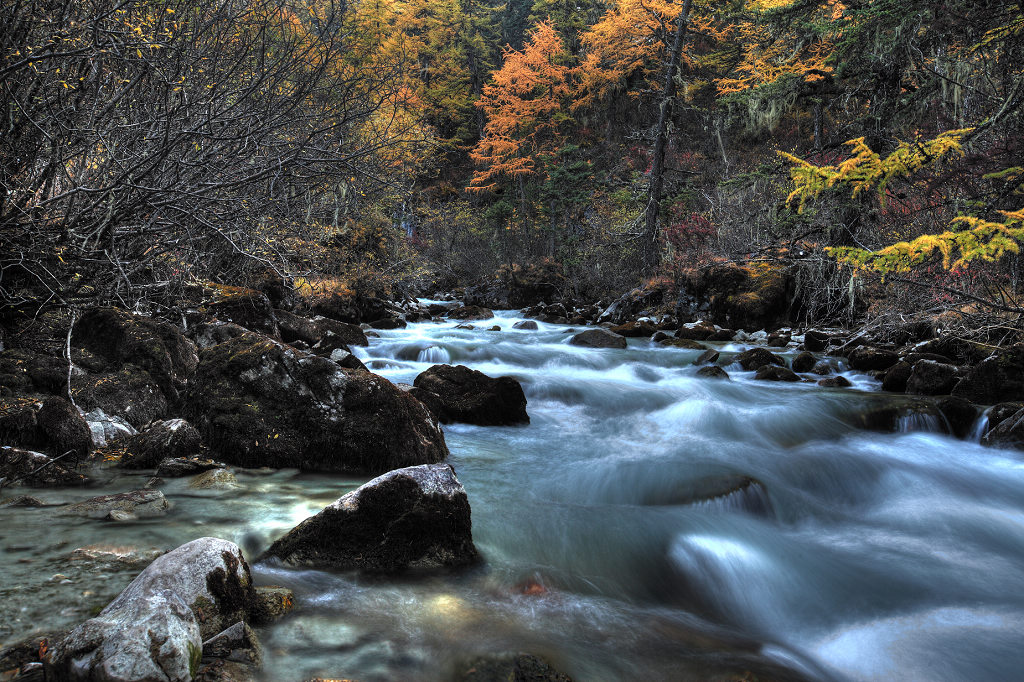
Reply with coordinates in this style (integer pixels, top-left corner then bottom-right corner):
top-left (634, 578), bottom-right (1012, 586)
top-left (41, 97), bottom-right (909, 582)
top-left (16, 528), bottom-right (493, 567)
top-left (469, 19), bottom-right (574, 243)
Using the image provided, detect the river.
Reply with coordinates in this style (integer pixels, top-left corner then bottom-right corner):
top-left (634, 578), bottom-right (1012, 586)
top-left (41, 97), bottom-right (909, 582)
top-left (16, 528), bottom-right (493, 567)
top-left (3, 306), bottom-right (1024, 681)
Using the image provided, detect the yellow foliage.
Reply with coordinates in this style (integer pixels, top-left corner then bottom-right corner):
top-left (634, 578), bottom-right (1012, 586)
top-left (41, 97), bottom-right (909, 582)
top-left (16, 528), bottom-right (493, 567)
top-left (778, 129), bottom-right (973, 211)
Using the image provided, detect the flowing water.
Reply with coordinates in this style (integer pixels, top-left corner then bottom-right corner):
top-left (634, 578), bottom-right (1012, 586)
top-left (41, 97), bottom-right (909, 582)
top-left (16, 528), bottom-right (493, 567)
top-left (4, 307), bottom-right (1024, 681)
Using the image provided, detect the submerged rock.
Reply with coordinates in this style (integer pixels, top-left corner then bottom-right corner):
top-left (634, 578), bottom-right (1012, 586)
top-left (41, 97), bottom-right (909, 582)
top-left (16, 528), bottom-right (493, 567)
top-left (184, 331), bottom-right (448, 473)
top-left (157, 457), bottom-right (223, 478)
top-left (454, 653), bottom-right (574, 682)
top-left (60, 489), bottom-right (171, 520)
top-left (47, 538), bottom-right (254, 682)
top-left (412, 364), bottom-right (529, 426)
top-left (261, 463), bottom-right (478, 573)
top-left (568, 328), bottom-right (627, 349)
top-left (189, 468), bottom-right (240, 490)
top-left (512, 320), bottom-right (538, 330)
top-left (696, 366), bottom-right (730, 380)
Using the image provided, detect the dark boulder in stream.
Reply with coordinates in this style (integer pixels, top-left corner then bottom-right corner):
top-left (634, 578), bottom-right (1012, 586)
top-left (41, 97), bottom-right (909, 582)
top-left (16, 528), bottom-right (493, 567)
top-left (184, 331), bottom-right (448, 473)
top-left (952, 344), bottom-right (1024, 405)
top-left (569, 328), bottom-right (627, 349)
top-left (733, 348), bottom-right (785, 371)
top-left (412, 364), bottom-right (529, 426)
top-left (261, 463), bottom-right (478, 573)
top-left (46, 537), bottom-right (254, 682)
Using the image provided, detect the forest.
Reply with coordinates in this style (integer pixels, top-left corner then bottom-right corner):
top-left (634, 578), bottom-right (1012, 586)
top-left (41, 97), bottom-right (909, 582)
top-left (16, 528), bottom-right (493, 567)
top-left (3, 1), bottom-right (1024, 681)
top-left (3, 0), bottom-right (1022, 332)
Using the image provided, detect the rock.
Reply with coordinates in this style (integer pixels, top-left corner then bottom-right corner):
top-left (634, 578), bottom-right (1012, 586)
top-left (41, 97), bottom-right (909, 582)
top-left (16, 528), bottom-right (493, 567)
top-left (984, 406), bottom-right (1024, 449)
top-left (707, 328), bottom-right (736, 341)
top-left (84, 408), bottom-right (137, 448)
top-left (659, 338), bottom-right (707, 350)
top-left (609, 321), bottom-right (657, 338)
top-left (536, 314), bottom-right (569, 324)
top-left (73, 307), bottom-right (198, 402)
top-left (847, 347), bottom-right (899, 372)
top-left (568, 329), bottom-right (627, 349)
top-left (157, 457), bottom-right (223, 477)
top-left (189, 468), bottom-right (239, 490)
top-left (675, 322), bottom-right (715, 341)
top-left (696, 366), bottom-right (730, 380)
top-left (0, 446), bottom-right (90, 487)
top-left (513, 320), bottom-right (538, 330)
top-left (448, 305), bottom-right (494, 321)
top-left (952, 344), bottom-right (1024, 405)
top-left (201, 621), bottom-right (262, 668)
top-left (0, 396), bottom-right (91, 459)
top-left (327, 348), bottom-right (368, 372)
top-left (0, 494), bottom-right (47, 506)
top-left (985, 402), bottom-right (1024, 433)
top-left (412, 365), bottom-right (529, 426)
top-left (694, 349), bottom-right (720, 366)
top-left (274, 309), bottom-right (320, 345)
top-left (934, 396), bottom-right (979, 439)
top-left (0, 348), bottom-right (69, 395)
top-left (72, 365), bottom-right (170, 429)
top-left (454, 653), bottom-right (574, 682)
top-left (904, 352), bottom-right (956, 365)
top-left (881, 361), bottom-right (912, 393)
top-left (206, 287), bottom-right (280, 339)
top-left (47, 538), bottom-right (255, 681)
top-left (261, 463), bottom-right (478, 573)
top-left (905, 360), bottom-right (959, 396)
top-left (310, 292), bottom-right (361, 324)
top-left (192, 321), bottom-right (250, 351)
top-left (598, 285), bottom-right (666, 325)
top-left (915, 335), bottom-right (989, 365)
top-left (0, 632), bottom-right (65, 679)
top-left (754, 366), bottom-right (800, 382)
top-left (121, 419), bottom-right (204, 469)
top-left (247, 586), bottom-right (294, 626)
top-left (367, 316), bottom-right (406, 330)
top-left (812, 360), bottom-right (833, 375)
top-left (676, 262), bottom-right (794, 331)
top-left (791, 352), bottom-right (817, 373)
top-left (818, 376), bottom-right (852, 388)
top-left (651, 331), bottom-right (672, 343)
top-left (183, 331), bottom-right (448, 473)
top-left (733, 348), bottom-right (785, 371)
top-left (766, 331), bottom-right (791, 348)
top-left (803, 330), bottom-right (830, 352)
top-left (60, 489), bottom-right (170, 519)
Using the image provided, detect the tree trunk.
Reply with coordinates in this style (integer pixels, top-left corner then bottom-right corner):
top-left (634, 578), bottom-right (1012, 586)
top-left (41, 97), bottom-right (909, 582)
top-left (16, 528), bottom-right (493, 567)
top-left (642, 0), bottom-right (692, 274)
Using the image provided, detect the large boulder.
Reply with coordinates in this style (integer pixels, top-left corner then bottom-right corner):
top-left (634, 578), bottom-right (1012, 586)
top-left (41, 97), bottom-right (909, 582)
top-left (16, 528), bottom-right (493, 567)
top-left (274, 311), bottom-right (368, 349)
top-left (568, 329), bottom-right (627, 349)
top-left (733, 348), bottom-right (785, 371)
top-left (0, 446), bottom-right (90, 487)
top-left (905, 360), bottom-right (959, 396)
top-left (677, 262), bottom-right (795, 331)
top-left (952, 345), bottom-right (1024, 405)
top-left (847, 347), bottom-right (899, 372)
top-left (610, 321), bottom-right (657, 338)
top-left (412, 364), bottom-right (529, 426)
top-left (72, 364), bottom-right (169, 429)
top-left (183, 331), bottom-right (448, 472)
top-left (121, 419), bottom-right (204, 469)
top-left (261, 463), bottom-right (478, 573)
top-left (984, 406), bottom-right (1024, 449)
top-left (448, 305), bottom-right (494, 321)
top-left (46, 538), bottom-right (255, 682)
top-left (0, 396), bottom-right (91, 459)
top-left (205, 287), bottom-right (280, 339)
top-left (598, 285), bottom-right (666, 325)
top-left (73, 308), bottom-right (198, 403)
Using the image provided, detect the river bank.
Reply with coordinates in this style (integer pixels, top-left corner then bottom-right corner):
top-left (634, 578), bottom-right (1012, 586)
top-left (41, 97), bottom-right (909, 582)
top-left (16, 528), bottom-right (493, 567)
top-left (3, 290), bottom-right (1024, 681)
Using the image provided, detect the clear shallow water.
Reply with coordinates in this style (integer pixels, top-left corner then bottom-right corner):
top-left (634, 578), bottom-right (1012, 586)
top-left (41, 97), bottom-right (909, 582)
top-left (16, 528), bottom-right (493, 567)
top-left (4, 309), bottom-right (1024, 681)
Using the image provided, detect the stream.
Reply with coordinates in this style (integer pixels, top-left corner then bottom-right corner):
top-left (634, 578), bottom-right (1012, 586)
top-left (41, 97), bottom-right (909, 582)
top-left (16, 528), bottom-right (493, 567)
top-left (4, 306), bottom-right (1024, 681)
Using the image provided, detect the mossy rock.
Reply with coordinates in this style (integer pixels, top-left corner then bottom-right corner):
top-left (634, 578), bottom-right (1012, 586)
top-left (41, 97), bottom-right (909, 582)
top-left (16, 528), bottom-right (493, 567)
top-left (184, 331), bottom-right (448, 472)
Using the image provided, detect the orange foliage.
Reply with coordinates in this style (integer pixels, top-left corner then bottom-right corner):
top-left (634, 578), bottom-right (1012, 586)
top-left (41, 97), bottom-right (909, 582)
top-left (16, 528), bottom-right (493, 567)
top-left (469, 20), bottom-right (572, 192)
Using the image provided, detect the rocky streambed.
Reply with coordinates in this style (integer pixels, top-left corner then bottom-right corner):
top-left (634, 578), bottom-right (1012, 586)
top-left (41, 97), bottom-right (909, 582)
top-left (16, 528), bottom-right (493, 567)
top-left (3, 295), bottom-right (1024, 681)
